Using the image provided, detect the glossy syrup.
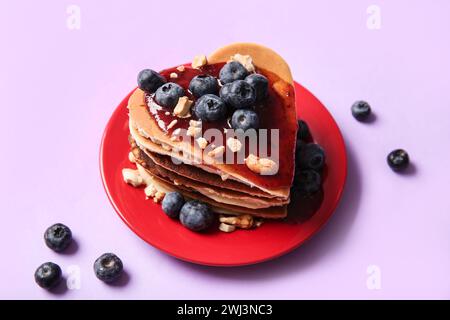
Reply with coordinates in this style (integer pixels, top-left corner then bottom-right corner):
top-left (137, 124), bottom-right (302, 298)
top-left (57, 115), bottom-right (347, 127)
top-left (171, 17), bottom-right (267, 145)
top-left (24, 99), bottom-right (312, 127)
top-left (145, 63), bottom-right (296, 188)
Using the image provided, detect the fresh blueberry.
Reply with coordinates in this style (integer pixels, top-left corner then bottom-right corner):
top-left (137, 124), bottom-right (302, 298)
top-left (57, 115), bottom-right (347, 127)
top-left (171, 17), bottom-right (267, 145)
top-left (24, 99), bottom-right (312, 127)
top-left (194, 94), bottom-right (227, 122)
top-left (219, 61), bottom-right (249, 84)
top-left (154, 82), bottom-right (185, 108)
top-left (34, 262), bottom-right (62, 289)
top-left (293, 170), bottom-right (322, 195)
top-left (297, 143), bottom-right (326, 171)
top-left (137, 69), bottom-right (166, 93)
top-left (231, 109), bottom-right (259, 131)
top-left (94, 253), bottom-right (123, 283)
top-left (351, 100), bottom-right (371, 121)
top-left (245, 74), bottom-right (268, 102)
top-left (220, 80), bottom-right (256, 109)
top-left (162, 192), bottom-right (185, 219)
top-left (179, 200), bottom-right (214, 232)
top-left (387, 149), bottom-right (410, 171)
top-left (44, 223), bottom-right (72, 252)
top-left (297, 119), bottom-right (311, 141)
top-left (189, 75), bottom-right (219, 98)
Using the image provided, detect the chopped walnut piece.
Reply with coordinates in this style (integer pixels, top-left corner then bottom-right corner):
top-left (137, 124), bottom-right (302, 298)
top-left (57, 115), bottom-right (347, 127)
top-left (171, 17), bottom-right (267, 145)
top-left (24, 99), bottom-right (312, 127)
top-left (187, 126), bottom-right (202, 138)
top-left (173, 96), bottom-right (193, 117)
top-left (219, 223), bottom-right (236, 233)
top-left (245, 154), bottom-right (279, 175)
top-left (230, 54), bottom-right (255, 73)
top-left (189, 119), bottom-right (202, 127)
top-left (196, 137), bottom-right (208, 149)
top-left (226, 137), bottom-right (242, 153)
top-left (219, 215), bottom-right (254, 229)
top-left (122, 168), bottom-right (144, 187)
top-left (208, 146), bottom-right (225, 158)
top-left (153, 191), bottom-right (165, 203)
top-left (191, 54), bottom-right (207, 69)
top-left (144, 184), bottom-right (157, 198)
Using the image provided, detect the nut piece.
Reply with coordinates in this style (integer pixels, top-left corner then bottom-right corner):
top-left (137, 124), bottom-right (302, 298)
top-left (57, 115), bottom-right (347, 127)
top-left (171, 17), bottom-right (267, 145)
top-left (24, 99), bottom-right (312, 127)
top-left (128, 151), bottom-right (136, 163)
top-left (170, 72), bottom-right (178, 79)
top-left (167, 119), bottom-right (178, 130)
top-left (208, 146), bottom-right (225, 158)
top-left (122, 168), bottom-right (144, 187)
top-left (196, 137), bottom-right (208, 149)
top-left (230, 54), bottom-right (255, 73)
top-left (245, 154), bottom-right (279, 175)
top-left (176, 65), bottom-right (185, 72)
top-left (189, 119), bottom-right (202, 127)
top-left (173, 96), bottom-right (193, 117)
top-left (144, 184), bottom-right (157, 198)
top-left (153, 191), bottom-right (165, 203)
top-left (192, 54), bottom-right (207, 69)
top-left (226, 137), bottom-right (242, 153)
top-left (219, 215), bottom-right (254, 229)
top-left (219, 223), bottom-right (236, 233)
top-left (187, 126), bottom-right (202, 138)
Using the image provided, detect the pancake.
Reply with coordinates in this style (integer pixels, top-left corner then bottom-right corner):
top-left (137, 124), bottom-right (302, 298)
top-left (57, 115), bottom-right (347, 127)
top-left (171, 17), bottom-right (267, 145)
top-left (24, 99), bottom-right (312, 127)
top-left (130, 136), bottom-right (289, 209)
top-left (125, 43), bottom-right (298, 220)
top-left (135, 163), bottom-right (287, 219)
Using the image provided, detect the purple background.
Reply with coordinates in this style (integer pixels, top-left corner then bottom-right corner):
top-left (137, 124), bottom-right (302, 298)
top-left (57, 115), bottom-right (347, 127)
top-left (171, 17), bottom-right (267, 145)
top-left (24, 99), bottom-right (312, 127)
top-left (1, 0), bottom-right (450, 299)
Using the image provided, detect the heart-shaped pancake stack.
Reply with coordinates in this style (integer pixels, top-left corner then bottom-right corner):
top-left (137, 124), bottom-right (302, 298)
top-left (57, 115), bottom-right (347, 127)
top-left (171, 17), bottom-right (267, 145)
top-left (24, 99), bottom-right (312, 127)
top-left (126, 43), bottom-right (298, 219)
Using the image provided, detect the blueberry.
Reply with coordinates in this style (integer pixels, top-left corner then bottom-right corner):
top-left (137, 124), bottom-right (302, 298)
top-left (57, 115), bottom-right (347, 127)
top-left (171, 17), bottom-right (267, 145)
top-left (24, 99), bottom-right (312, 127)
top-left (179, 200), bottom-right (214, 232)
top-left (351, 100), bottom-right (371, 121)
top-left (297, 143), bottom-right (326, 171)
top-left (137, 69), bottom-right (166, 93)
top-left (94, 253), bottom-right (123, 283)
top-left (387, 149), bottom-right (409, 171)
top-left (154, 82), bottom-right (185, 108)
top-left (231, 109), bottom-right (259, 131)
top-left (44, 223), bottom-right (72, 252)
top-left (194, 94), bottom-right (227, 122)
top-left (34, 262), bottom-right (62, 289)
top-left (245, 74), bottom-right (268, 101)
top-left (220, 80), bottom-right (256, 109)
top-left (189, 75), bottom-right (219, 98)
top-left (219, 61), bottom-right (249, 84)
top-left (162, 192), bottom-right (185, 219)
top-left (297, 119), bottom-right (311, 141)
top-left (293, 170), bottom-right (322, 195)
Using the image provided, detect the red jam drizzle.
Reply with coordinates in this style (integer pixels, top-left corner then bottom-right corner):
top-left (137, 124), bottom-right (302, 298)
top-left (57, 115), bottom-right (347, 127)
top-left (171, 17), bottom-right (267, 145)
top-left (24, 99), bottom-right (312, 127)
top-left (145, 63), bottom-right (296, 189)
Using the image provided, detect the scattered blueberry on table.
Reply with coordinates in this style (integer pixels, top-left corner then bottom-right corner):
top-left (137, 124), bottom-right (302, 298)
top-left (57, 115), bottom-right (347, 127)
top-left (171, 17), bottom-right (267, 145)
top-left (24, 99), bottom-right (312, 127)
top-left (94, 253), bottom-right (124, 283)
top-left (34, 262), bottom-right (62, 289)
top-left (180, 200), bottom-right (215, 232)
top-left (351, 100), bottom-right (372, 121)
top-left (162, 192), bottom-right (185, 219)
top-left (387, 149), bottom-right (410, 171)
top-left (44, 223), bottom-right (72, 252)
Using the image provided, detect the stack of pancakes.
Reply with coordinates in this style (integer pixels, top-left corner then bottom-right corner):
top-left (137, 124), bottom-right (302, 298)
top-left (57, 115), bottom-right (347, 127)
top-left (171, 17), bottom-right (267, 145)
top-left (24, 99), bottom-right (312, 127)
top-left (127, 43), bottom-right (297, 219)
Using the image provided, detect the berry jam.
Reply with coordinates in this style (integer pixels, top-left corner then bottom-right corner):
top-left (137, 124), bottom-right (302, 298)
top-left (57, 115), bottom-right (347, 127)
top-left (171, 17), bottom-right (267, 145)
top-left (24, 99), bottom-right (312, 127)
top-left (145, 63), bottom-right (297, 189)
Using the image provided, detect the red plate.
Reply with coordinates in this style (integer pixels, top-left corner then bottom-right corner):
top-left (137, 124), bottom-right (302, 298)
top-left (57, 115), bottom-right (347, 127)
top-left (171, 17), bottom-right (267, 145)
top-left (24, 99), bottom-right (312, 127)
top-left (100, 82), bottom-right (347, 266)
